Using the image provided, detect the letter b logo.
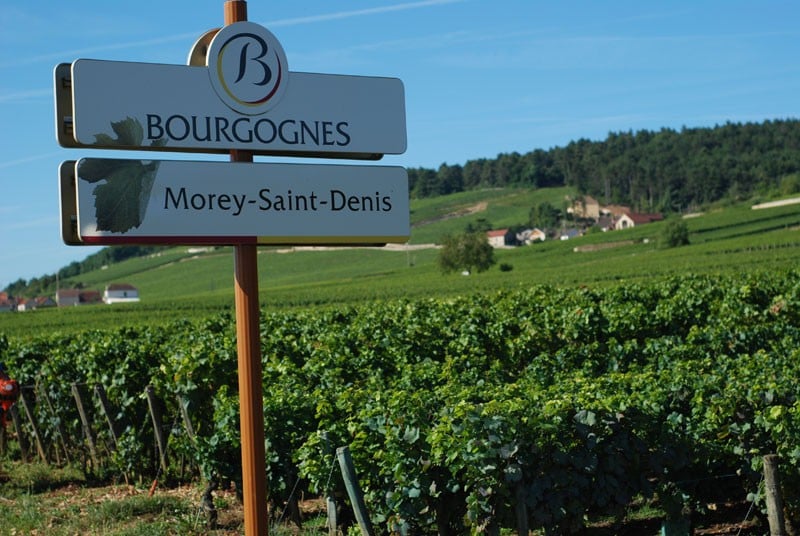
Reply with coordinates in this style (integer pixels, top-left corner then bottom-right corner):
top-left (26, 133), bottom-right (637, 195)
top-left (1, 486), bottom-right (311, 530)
top-left (207, 22), bottom-right (288, 115)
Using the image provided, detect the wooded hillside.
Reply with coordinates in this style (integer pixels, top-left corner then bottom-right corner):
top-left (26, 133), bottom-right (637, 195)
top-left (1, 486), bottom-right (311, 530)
top-left (408, 119), bottom-right (800, 211)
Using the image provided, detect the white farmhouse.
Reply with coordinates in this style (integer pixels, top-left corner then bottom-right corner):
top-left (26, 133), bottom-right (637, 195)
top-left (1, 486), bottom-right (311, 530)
top-left (103, 283), bottom-right (140, 304)
top-left (486, 229), bottom-right (513, 248)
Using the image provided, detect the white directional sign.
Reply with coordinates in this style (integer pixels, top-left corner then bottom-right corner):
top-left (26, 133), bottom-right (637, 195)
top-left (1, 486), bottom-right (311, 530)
top-left (57, 54), bottom-right (406, 159)
top-left (55, 22), bottom-right (406, 159)
top-left (63, 158), bottom-right (410, 246)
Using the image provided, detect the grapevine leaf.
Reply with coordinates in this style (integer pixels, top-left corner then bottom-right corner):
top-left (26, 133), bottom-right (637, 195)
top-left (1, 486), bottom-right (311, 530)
top-left (90, 117), bottom-right (165, 149)
top-left (93, 116), bottom-right (144, 147)
top-left (80, 117), bottom-right (165, 233)
top-left (78, 158), bottom-right (133, 184)
top-left (79, 158), bottom-right (160, 233)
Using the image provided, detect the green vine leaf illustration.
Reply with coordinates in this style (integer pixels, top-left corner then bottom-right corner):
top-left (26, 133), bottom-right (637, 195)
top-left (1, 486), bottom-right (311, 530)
top-left (79, 117), bottom-right (166, 233)
top-left (93, 116), bottom-right (143, 146)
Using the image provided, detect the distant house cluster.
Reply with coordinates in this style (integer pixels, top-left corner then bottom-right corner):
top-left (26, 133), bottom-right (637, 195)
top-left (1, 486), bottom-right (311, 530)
top-left (485, 195), bottom-right (664, 248)
top-left (1, 291), bottom-right (57, 312)
top-left (566, 195), bottom-right (663, 231)
top-left (0, 283), bottom-right (139, 313)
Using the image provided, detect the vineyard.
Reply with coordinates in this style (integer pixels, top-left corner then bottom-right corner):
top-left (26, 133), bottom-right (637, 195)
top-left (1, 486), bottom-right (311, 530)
top-left (1, 269), bottom-right (800, 534)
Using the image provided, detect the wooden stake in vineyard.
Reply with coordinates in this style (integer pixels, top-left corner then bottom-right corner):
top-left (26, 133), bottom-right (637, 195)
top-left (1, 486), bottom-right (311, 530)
top-left (223, 1), bottom-right (270, 534)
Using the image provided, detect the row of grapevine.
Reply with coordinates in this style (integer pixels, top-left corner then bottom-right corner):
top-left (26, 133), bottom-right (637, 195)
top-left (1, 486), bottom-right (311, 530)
top-left (1, 269), bottom-right (799, 533)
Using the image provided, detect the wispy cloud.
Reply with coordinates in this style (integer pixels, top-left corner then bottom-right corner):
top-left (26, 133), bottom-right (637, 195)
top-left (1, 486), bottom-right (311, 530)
top-left (0, 88), bottom-right (51, 103)
top-left (0, 151), bottom-right (62, 169)
top-left (0, 205), bottom-right (21, 215)
top-left (1, 0), bottom-right (465, 68)
top-left (0, 32), bottom-right (203, 68)
top-left (266, 0), bottom-right (463, 27)
top-left (3, 216), bottom-right (57, 231)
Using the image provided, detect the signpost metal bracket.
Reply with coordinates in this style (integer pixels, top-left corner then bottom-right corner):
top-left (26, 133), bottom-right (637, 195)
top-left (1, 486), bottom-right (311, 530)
top-left (58, 161), bottom-right (81, 245)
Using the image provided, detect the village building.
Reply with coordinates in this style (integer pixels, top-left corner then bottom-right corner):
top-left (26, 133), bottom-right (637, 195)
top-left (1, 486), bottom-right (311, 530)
top-left (16, 296), bottom-right (57, 312)
top-left (596, 215), bottom-right (616, 232)
top-left (601, 204), bottom-right (633, 218)
top-left (486, 229), bottom-right (514, 248)
top-left (615, 212), bottom-right (664, 230)
top-left (56, 289), bottom-right (81, 307)
top-left (56, 288), bottom-right (103, 306)
top-left (568, 195), bottom-right (601, 220)
top-left (81, 290), bottom-right (103, 304)
top-left (517, 228), bottom-right (546, 245)
top-left (103, 283), bottom-right (140, 304)
top-left (558, 229), bottom-right (582, 240)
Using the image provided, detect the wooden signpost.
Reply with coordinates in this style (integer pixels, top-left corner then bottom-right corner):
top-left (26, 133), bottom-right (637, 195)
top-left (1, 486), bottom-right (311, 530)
top-left (54, 1), bottom-right (408, 533)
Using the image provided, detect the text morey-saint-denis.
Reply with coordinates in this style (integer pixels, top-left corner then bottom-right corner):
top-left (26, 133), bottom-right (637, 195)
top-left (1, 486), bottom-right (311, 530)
top-left (164, 187), bottom-right (394, 217)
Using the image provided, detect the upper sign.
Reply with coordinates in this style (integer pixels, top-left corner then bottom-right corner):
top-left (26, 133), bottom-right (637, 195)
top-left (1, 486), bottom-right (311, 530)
top-left (63, 158), bottom-right (409, 246)
top-left (55, 22), bottom-right (406, 159)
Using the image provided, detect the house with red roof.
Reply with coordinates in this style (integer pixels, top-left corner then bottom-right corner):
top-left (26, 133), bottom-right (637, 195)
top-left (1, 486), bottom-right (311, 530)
top-left (614, 212), bottom-right (664, 230)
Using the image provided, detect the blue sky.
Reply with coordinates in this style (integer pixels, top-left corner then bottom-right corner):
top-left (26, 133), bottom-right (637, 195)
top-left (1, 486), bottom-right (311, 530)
top-left (1, 0), bottom-right (798, 289)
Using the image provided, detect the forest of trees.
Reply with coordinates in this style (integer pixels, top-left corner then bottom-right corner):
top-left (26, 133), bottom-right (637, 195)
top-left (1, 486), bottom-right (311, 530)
top-left (408, 119), bottom-right (800, 212)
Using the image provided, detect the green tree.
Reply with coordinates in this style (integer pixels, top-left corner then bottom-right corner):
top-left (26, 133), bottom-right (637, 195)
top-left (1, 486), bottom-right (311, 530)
top-left (780, 172), bottom-right (800, 195)
top-left (438, 232), bottom-right (495, 274)
top-left (659, 218), bottom-right (690, 248)
top-left (529, 201), bottom-right (560, 229)
top-left (465, 218), bottom-right (493, 234)
top-left (409, 167), bottom-right (438, 198)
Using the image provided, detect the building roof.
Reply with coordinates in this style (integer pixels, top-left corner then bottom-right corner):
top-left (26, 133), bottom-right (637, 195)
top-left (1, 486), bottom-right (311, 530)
top-left (106, 283), bottom-right (138, 291)
top-left (602, 205), bottom-right (632, 217)
top-left (57, 289), bottom-right (81, 298)
top-left (80, 290), bottom-right (102, 303)
top-left (486, 229), bottom-right (510, 237)
top-left (625, 212), bottom-right (664, 224)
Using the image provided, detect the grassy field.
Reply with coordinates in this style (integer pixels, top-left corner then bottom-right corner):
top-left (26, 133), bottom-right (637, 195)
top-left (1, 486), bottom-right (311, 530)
top-left (1, 188), bottom-right (799, 337)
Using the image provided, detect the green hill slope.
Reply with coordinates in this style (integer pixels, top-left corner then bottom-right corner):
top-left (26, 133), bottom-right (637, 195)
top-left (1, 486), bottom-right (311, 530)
top-left (2, 188), bottom-right (800, 336)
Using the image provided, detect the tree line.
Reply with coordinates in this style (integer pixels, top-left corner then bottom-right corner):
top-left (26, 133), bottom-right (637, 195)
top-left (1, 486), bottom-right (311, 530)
top-left (3, 246), bottom-right (165, 298)
top-left (408, 119), bottom-right (800, 211)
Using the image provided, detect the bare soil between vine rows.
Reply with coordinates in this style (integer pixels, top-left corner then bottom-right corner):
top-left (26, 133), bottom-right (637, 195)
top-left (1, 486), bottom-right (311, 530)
top-left (26, 481), bottom-right (766, 535)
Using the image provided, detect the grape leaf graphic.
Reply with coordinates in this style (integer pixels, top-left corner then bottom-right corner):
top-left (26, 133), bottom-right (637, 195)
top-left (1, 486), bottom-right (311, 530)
top-left (79, 117), bottom-right (166, 233)
top-left (92, 116), bottom-right (145, 148)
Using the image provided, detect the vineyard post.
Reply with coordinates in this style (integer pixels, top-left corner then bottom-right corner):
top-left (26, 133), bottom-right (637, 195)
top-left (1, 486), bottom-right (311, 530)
top-left (763, 454), bottom-right (787, 536)
top-left (337, 446), bottom-right (375, 536)
top-left (176, 395), bottom-right (196, 442)
top-left (145, 385), bottom-right (169, 474)
top-left (18, 387), bottom-right (47, 463)
top-left (10, 405), bottom-right (29, 462)
top-left (94, 384), bottom-right (120, 450)
top-left (224, 1), bottom-right (269, 535)
top-left (321, 432), bottom-right (338, 536)
top-left (71, 382), bottom-right (99, 468)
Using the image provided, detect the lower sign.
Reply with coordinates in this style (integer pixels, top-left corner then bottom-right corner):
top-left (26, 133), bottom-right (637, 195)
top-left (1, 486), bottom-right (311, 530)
top-left (67, 158), bottom-right (409, 245)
